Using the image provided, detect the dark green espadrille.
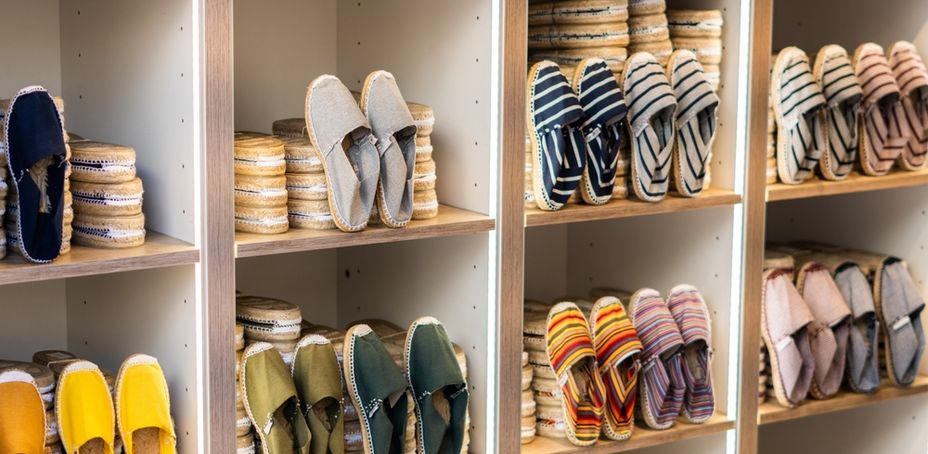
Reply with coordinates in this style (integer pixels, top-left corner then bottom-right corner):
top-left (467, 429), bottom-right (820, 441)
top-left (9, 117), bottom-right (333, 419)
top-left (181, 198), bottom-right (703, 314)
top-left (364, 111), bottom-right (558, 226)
top-left (292, 335), bottom-right (345, 454)
top-left (405, 317), bottom-right (469, 454)
top-left (241, 342), bottom-right (311, 454)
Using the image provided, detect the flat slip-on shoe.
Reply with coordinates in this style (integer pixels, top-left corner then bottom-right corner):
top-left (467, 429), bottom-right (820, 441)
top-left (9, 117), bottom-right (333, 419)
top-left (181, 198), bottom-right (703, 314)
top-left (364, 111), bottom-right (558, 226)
top-left (572, 58), bottom-right (628, 206)
top-left (761, 270), bottom-right (815, 408)
top-left (854, 43), bottom-right (908, 176)
top-left (305, 75), bottom-right (380, 232)
top-left (291, 335), bottom-right (345, 454)
top-left (667, 50), bottom-right (719, 197)
top-left (115, 354), bottom-right (176, 454)
top-left (360, 71), bottom-right (417, 228)
top-left (873, 257), bottom-right (926, 387)
top-left (405, 317), bottom-right (469, 454)
top-left (0, 360), bottom-right (55, 410)
top-left (666, 285), bottom-right (714, 423)
top-left (590, 296), bottom-right (642, 440)
top-left (813, 45), bottom-right (863, 180)
top-left (795, 262), bottom-right (852, 399)
top-left (241, 343), bottom-right (311, 454)
top-left (629, 289), bottom-right (685, 429)
top-left (623, 52), bottom-right (677, 202)
top-left (0, 370), bottom-right (46, 454)
top-left (4, 86), bottom-right (67, 263)
top-left (56, 360), bottom-right (116, 454)
top-left (71, 177), bottom-right (144, 217)
top-left (527, 61), bottom-right (587, 211)
top-left (234, 135), bottom-right (287, 177)
top-left (545, 302), bottom-right (606, 446)
top-left (528, 0), bottom-right (629, 26)
top-left (771, 47), bottom-right (826, 184)
top-left (888, 41), bottom-right (928, 170)
top-left (344, 324), bottom-right (409, 454)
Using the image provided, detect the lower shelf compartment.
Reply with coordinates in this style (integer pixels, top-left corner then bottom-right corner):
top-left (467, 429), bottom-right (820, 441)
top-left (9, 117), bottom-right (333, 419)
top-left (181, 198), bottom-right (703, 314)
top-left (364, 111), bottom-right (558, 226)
top-left (758, 375), bottom-right (928, 425)
top-left (521, 413), bottom-right (733, 454)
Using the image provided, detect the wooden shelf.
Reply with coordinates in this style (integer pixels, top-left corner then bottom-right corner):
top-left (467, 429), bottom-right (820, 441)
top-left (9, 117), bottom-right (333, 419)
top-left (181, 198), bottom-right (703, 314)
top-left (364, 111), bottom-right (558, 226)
top-left (758, 376), bottom-right (928, 425)
top-left (521, 414), bottom-right (733, 454)
top-left (0, 231), bottom-right (199, 285)
top-left (766, 169), bottom-right (928, 202)
top-left (235, 204), bottom-right (495, 258)
top-left (525, 189), bottom-right (741, 227)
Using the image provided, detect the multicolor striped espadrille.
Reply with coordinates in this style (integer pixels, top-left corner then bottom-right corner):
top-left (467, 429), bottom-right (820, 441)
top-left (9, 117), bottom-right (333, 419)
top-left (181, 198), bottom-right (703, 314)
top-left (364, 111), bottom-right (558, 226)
top-left (590, 297), bottom-right (642, 440)
top-left (666, 285), bottom-right (714, 423)
top-left (629, 289), bottom-right (685, 430)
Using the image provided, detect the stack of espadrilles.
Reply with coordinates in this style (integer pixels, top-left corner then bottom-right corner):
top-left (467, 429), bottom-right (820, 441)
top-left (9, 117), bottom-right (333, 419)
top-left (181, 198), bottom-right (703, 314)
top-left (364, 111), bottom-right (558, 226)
top-left (236, 295), bottom-right (302, 367)
top-left (667, 9), bottom-right (723, 90)
top-left (523, 300), bottom-right (566, 440)
top-left (282, 136), bottom-right (334, 230)
top-left (68, 140), bottom-right (146, 249)
top-left (234, 132), bottom-right (289, 234)
top-left (521, 350), bottom-right (536, 444)
top-left (627, 0), bottom-right (672, 67)
top-left (408, 102), bottom-right (439, 221)
top-left (766, 97), bottom-right (778, 184)
top-left (234, 323), bottom-right (255, 454)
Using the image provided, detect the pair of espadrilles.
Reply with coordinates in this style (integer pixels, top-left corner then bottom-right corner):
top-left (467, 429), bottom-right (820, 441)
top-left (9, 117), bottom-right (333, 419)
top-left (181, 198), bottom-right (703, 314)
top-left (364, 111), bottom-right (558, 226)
top-left (541, 286), bottom-right (713, 447)
top-left (240, 317), bottom-right (468, 454)
top-left (0, 354), bottom-right (175, 454)
top-left (771, 41), bottom-right (928, 184)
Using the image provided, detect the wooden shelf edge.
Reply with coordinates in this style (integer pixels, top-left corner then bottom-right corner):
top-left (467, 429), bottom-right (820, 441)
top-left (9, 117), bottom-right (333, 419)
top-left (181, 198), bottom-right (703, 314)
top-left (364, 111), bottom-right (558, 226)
top-left (235, 205), bottom-right (495, 258)
top-left (766, 169), bottom-right (928, 202)
top-left (521, 414), bottom-right (733, 454)
top-left (525, 189), bottom-right (742, 228)
top-left (758, 376), bottom-right (928, 425)
top-left (0, 231), bottom-right (199, 285)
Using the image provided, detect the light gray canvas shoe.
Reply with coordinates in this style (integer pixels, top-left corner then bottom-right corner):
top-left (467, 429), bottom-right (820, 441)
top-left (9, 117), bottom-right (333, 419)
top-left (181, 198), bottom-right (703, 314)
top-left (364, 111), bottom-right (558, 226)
top-left (874, 257), bottom-right (926, 387)
top-left (360, 71), bottom-right (417, 228)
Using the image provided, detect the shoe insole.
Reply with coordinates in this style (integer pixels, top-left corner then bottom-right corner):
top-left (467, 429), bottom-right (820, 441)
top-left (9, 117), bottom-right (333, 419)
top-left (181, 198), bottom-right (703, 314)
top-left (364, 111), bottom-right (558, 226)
top-left (432, 386), bottom-right (452, 425)
top-left (313, 396), bottom-right (340, 432)
top-left (79, 437), bottom-right (107, 454)
top-left (684, 342), bottom-right (708, 384)
top-left (132, 427), bottom-right (161, 454)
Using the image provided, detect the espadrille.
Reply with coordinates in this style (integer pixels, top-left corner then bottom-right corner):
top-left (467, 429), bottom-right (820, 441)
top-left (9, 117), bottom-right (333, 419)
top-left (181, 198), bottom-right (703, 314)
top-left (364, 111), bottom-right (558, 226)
top-left (628, 40), bottom-right (674, 67)
top-left (273, 118), bottom-right (308, 138)
top-left (237, 432), bottom-right (255, 454)
top-left (628, 13), bottom-right (669, 44)
top-left (528, 0), bottom-right (629, 26)
top-left (72, 212), bottom-right (145, 248)
top-left (772, 47), bottom-right (826, 184)
top-left (68, 141), bottom-right (136, 184)
top-left (572, 58), bottom-right (628, 205)
top-left (761, 269), bottom-right (814, 408)
top-left (531, 46), bottom-right (628, 75)
top-left (0, 370), bottom-right (46, 453)
top-left (629, 289), bottom-right (685, 429)
top-left (234, 135), bottom-right (287, 177)
top-left (4, 86), bottom-right (67, 263)
top-left (667, 50), bottom-right (719, 197)
top-left (589, 297), bottom-right (641, 440)
top-left (288, 199), bottom-right (335, 230)
top-left (671, 37), bottom-right (722, 65)
top-left (71, 177), bottom-right (144, 217)
top-left (236, 295), bottom-right (302, 343)
top-left (45, 407), bottom-right (59, 445)
top-left (234, 174), bottom-right (287, 208)
top-left (888, 41), bottom-right (928, 170)
top-left (343, 324), bottom-right (409, 454)
top-left (521, 366), bottom-right (533, 391)
top-left (873, 257), bottom-right (925, 387)
top-left (830, 261), bottom-right (880, 393)
top-left (666, 10), bottom-right (723, 38)
top-left (623, 52), bottom-right (677, 202)
top-left (628, 0), bottom-right (665, 15)
top-left (405, 317), bottom-right (469, 454)
top-left (415, 137), bottom-right (433, 163)
top-left (795, 262), bottom-right (851, 400)
top-left (285, 173), bottom-right (327, 201)
top-left (529, 22), bottom-right (630, 50)
top-left (854, 43), bottom-right (907, 176)
top-left (282, 137), bottom-right (323, 173)
top-left (240, 343), bottom-right (311, 454)
top-left (306, 75), bottom-right (380, 233)
top-left (0, 360), bottom-right (54, 410)
top-left (291, 335), bottom-right (345, 454)
top-left (407, 103), bottom-right (434, 138)
top-left (528, 61), bottom-right (586, 211)
top-left (413, 159), bottom-right (437, 192)
top-left (115, 354), bottom-right (176, 454)
top-left (666, 285), bottom-right (714, 423)
top-left (812, 45), bottom-right (863, 180)
top-left (56, 361), bottom-right (115, 454)
top-left (236, 405), bottom-right (250, 437)
top-left (235, 205), bottom-right (288, 234)
top-left (412, 190), bottom-right (439, 220)
top-left (361, 71), bottom-right (417, 228)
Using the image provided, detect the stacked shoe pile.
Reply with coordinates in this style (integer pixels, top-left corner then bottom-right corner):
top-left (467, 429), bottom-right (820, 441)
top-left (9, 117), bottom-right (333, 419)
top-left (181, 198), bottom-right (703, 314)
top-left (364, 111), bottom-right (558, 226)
top-left (627, 0), bottom-right (672, 67)
top-left (68, 140), bottom-right (146, 249)
top-left (408, 102), bottom-right (439, 221)
top-left (760, 243), bottom-right (925, 409)
top-left (234, 133), bottom-right (289, 234)
top-left (520, 350), bottom-right (536, 444)
top-left (766, 97), bottom-right (777, 184)
top-left (280, 136), bottom-right (335, 230)
top-left (234, 323), bottom-right (255, 454)
top-left (236, 294), bottom-right (302, 367)
top-left (667, 9), bottom-right (723, 90)
top-left (527, 0), bottom-right (630, 81)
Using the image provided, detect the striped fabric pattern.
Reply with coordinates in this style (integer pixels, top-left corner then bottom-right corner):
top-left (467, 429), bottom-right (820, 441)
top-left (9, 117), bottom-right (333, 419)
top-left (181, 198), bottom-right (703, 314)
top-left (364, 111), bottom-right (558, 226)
top-left (815, 45), bottom-right (863, 180)
top-left (545, 302), bottom-right (606, 446)
top-left (575, 59), bottom-right (628, 205)
top-left (669, 50), bottom-right (719, 196)
top-left (667, 285), bottom-right (714, 423)
top-left (624, 53), bottom-right (677, 202)
top-left (889, 41), bottom-right (928, 170)
top-left (855, 43), bottom-right (908, 176)
top-left (773, 47), bottom-right (827, 184)
top-left (591, 297), bottom-right (642, 440)
top-left (630, 289), bottom-right (685, 430)
top-left (529, 61), bottom-right (586, 211)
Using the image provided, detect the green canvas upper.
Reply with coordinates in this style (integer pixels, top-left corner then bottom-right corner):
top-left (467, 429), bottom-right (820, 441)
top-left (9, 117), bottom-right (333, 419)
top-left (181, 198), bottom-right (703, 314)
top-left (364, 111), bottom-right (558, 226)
top-left (243, 344), bottom-right (310, 454)
top-left (292, 335), bottom-right (345, 454)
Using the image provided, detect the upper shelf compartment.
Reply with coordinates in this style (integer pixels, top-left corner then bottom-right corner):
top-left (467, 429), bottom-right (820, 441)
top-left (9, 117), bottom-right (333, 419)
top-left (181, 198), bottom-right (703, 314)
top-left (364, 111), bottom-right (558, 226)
top-left (767, 170), bottom-right (928, 202)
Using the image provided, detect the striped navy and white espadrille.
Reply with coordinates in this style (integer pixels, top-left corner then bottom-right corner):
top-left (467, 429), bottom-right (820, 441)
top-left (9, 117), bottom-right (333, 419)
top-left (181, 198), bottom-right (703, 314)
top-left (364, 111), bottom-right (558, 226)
top-left (813, 45), bottom-right (863, 181)
top-left (772, 47), bottom-right (827, 184)
top-left (572, 58), bottom-right (628, 205)
top-left (854, 43), bottom-right (908, 176)
top-left (623, 52), bottom-right (677, 202)
top-left (528, 61), bottom-right (587, 211)
top-left (667, 50), bottom-right (719, 197)
top-left (888, 41), bottom-right (928, 171)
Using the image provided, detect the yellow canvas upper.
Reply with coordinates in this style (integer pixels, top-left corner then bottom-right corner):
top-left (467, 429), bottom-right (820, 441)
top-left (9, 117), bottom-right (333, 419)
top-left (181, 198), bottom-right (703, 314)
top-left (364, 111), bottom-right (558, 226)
top-left (56, 361), bottom-right (115, 454)
top-left (117, 355), bottom-right (176, 454)
top-left (0, 371), bottom-right (45, 454)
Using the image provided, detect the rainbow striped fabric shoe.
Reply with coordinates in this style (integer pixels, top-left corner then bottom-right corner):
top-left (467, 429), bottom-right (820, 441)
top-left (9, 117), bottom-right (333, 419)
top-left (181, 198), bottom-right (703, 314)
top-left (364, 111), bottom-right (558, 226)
top-left (630, 289), bottom-right (686, 430)
top-left (545, 302), bottom-right (606, 446)
top-left (667, 285), bottom-right (715, 423)
top-left (590, 296), bottom-right (643, 440)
